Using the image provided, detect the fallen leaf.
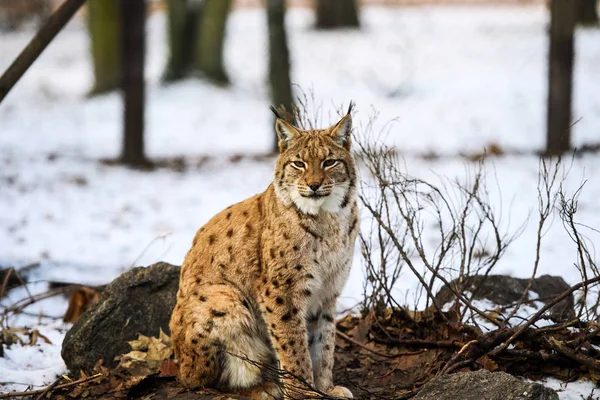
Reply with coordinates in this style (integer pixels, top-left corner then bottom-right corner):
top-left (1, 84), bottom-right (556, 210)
top-left (68, 385), bottom-right (86, 398)
top-left (354, 317), bottom-right (371, 345)
top-left (63, 287), bottom-right (100, 323)
top-left (120, 350), bottom-right (148, 366)
top-left (128, 334), bottom-right (152, 352)
top-left (29, 329), bottom-right (52, 345)
top-left (118, 331), bottom-right (174, 376)
top-left (476, 355), bottom-right (499, 372)
top-left (147, 341), bottom-right (172, 367)
top-left (159, 328), bottom-right (172, 347)
top-left (159, 359), bottom-right (179, 378)
top-left (113, 381), bottom-right (124, 393)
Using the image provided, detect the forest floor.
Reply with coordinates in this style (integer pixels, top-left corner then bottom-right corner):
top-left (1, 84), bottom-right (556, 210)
top-left (2, 310), bottom-right (598, 399)
top-left (1, 3), bottom-right (600, 398)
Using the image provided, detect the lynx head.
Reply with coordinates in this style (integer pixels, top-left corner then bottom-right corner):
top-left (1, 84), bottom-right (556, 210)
top-left (273, 107), bottom-right (357, 215)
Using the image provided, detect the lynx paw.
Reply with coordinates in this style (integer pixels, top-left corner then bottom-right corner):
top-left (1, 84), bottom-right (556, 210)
top-left (328, 385), bottom-right (353, 399)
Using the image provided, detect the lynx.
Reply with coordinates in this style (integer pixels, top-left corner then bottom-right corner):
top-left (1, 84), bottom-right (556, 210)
top-left (169, 107), bottom-right (359, 399)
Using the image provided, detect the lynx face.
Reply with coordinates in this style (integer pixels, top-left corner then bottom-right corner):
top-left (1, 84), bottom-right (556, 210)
top-left (273, 114), bottom-right (357, 215)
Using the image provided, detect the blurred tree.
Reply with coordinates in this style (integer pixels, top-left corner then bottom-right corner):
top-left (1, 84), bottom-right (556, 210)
top-left (315, 0), bottom-right (360, 29)
top-left (0, 0), bottom-right (49, 31)
top-left (163, 0), bottom-right (202, 82)
top-left (267, 0), bottom-right (294, 152)
top-left (577, 0), bottom-right (599, 24)
top-left (546, 0), bottom-right (576, 155)
top-left (120, 0), bottom-right (148, 167)
top-left (195, 0), bottom-right (232, 85)
top-left (87, 0), bottom-right (121, 95)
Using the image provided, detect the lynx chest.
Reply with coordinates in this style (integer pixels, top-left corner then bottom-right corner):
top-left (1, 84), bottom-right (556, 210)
top-left (302, 210), bottom-right (357, 317)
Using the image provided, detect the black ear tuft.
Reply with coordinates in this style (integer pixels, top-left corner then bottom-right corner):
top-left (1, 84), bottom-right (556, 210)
top-left (347, 101), bottom-right (354, 116)
top-left (270, 106), bottom-right (282, 119)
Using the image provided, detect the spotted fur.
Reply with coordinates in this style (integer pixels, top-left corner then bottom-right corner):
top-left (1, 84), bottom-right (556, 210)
top-left (170, 110), bottom-right (359, 399)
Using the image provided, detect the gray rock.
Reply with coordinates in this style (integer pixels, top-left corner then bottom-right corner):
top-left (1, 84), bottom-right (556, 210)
top-left (435, 274), bottom-right (573, 322)
top-left (61, 262), bottom-right (180, 373)
top-left (414, 370), bottom-right (558, 400)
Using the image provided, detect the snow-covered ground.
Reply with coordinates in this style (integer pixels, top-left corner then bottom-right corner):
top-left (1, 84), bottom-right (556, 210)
top-left (1, 4), bottom-right (599, 397)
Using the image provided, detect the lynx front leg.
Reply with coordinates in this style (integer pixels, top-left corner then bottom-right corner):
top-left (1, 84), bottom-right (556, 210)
top-left (310, 300), bottom-right (353, 399)
top-left (260, 291), bottom-right (314, 399)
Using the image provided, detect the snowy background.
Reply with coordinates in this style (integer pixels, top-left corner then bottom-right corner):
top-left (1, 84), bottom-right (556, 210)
top-left (0, 4), bottom-right (599, 397)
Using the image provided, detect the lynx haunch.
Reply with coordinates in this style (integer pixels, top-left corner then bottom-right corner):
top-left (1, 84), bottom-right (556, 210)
top-left (169, 107), bottom-right (359, 399)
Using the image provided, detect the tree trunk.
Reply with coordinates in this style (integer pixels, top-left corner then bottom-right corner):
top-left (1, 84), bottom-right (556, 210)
top-left (120, 0), bottom-right (148, 167)
top-left (267, 0), bottom-right (294, 152)
top-left (163, 0), bottom-right (202, 82)
top-left (315, 0), bottom-right (360, 29)
top-left (546, 0), bottom-right (576, 156)
top-left (577, 0), bottom-right (599, 25)
top-left (87, 0), bottom-right (121, 95)
top-left (195, 0), bottom-right (232, 85)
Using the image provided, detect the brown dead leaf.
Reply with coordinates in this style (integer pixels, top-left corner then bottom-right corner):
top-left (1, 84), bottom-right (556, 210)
top-left (92, 358), bottom-right (110, 376)
top-left (112, 381), bottom-right (124, 393)
top-left (29, 329), bottom-right (52, 345)
top-left (63, 287), bottom-right (100, 323)
top-left (108, 375), bottom-right (130, 394)
top-left (88, 381), bottom-right (111, 397)
top-left (336, 313), bottom-right (356, 332)
top-left (354, 317), bottom-right (371, 345)
top-left (159, 359), bottom-right (179, 378)
top-left (476, 355), bottom-right (499, 372)
top-left (67, 384), bottom-right (88, 398)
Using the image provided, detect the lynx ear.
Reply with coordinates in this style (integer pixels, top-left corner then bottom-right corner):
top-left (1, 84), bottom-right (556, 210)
top-left (329, 110), bottom-right (353, 150)
top-left (275, 118), bottom-right (301, 152)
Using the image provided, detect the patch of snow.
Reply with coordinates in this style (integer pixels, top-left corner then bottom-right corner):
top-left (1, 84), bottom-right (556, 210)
top-left (441, 291), bottom-right (554, 331)
top-left (538, 377), bottom-right (598, 400)
top-left (0, 321), bottom-right (69, 391)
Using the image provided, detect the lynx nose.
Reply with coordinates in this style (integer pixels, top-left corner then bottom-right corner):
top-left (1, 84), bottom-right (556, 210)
top-left (309, 183), bottom-right (321, 192)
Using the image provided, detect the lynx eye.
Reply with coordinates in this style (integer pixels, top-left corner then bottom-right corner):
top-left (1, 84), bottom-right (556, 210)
top-left (292, 161), bottom-right (306, 169)
top-left (322, 159), bottom-right (338, 168)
